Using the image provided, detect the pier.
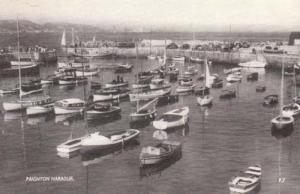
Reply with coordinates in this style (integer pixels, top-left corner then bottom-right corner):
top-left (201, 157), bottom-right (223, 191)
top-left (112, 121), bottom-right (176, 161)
top-left (89, 47), bottom-right (300, 67)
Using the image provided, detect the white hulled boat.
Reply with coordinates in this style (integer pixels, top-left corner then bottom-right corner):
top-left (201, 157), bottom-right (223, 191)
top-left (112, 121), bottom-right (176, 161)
top-left (153, 107), bottom-right (189, 130)
top-left (196, 59), bottom-right (214, 104)
top-left (129, 88), bottom-right (171, 102)
top-left (197, 95), bottom-right (213, 106)
top-left (228, 165), bottom-right (261, 194)
top-left (176, 85), bottom-right (195, 93)
top-left (150, 78), bottom-right (171, 90)
top-left (75, 68), bottom-right (99, 77)
top-left (10, 58), bottom-right (36, 66)
top-left (54, 98), bottom-right (85, 115)
top-left (226, 72), bottom-right (242, 83)
top-left (93, 88), bottom-right (129, 102)
top-left (26, 98), bottom-right (55, 116)
top-left (81, 129), bottom-right (140, 153)
top-left (271, 55), bottom-right (294, 130)
top-left (281, 65), bottom-right (300, 117)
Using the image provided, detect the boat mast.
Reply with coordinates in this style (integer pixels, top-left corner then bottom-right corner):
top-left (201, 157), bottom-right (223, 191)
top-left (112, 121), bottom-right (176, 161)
top-left (293, 64), bottom-right (297, 100)
top-left (136, 40), bottom-right (139, 111)
top-left (17, 18), bottom-right (22, 100)
top-left (279, 55), bottom-right (284, 118)
top-left (149, 30), bottom-right (152, 55)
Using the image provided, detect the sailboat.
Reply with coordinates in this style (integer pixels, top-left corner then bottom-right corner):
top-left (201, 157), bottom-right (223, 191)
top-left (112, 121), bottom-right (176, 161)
top-left (132, 42), bottom-right (151, 89)
top-left (190, 31), bottom-right (203, 63)
top-left (130, 98), bottom-right (158, 122)
top-left (194, 59), bottom-right (214, 95)
top-left (2, 19), bottom-right (53, 112)
top-left (281, 64), bottom-right (300, 117)
top-left (61, 29), bottom-right (67, 48)
top-left (271, 55), bottom-right (294, 130)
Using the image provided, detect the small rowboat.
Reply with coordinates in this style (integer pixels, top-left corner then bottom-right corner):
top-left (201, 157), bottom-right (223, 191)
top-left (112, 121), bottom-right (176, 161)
top-left (263, 94), bottom-right (278, 106)
top-left (197, 95), bottom-right (213, 106)
top-left (139, 141), bottom-right (182, 167)
top-left (256, 86), bottom-right (266, 92)
top-left (86, 103), bottom-right (121, 120)
top-left (219, 89), bottom-right (236, 99)
top-left (282, 103), bottom-right (300, 117)
top-left (228, 165), bottom-right (262, 194)
top-left (271, 115), bottom-right (294, 130)
top-left (56, 137), bottom-right (83, 157)
top-left (247, 72), bottom-right (258, 81)
top-left (153, 107), bottom-right (189, 130)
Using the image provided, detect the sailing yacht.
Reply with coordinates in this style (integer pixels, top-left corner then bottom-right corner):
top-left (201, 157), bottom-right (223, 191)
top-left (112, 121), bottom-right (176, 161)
top-left (197, 59), bottom-right (213, 106)
top-left (195, 59), bottom-right (214, 95)
top-left (271, 55), bottom-right (294, 130)
top-left (2, 19), bottom-right (52, 112)
top-left (130, 98), bottom-right (158, 122)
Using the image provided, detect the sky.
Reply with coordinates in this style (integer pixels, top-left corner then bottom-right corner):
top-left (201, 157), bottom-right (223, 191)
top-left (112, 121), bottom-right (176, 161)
top-left (1, 0), bottom-right (300, 31)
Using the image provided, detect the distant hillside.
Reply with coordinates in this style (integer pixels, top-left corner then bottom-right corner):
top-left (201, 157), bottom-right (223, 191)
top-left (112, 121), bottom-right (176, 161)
top-left (0, 20), bottom-right (103, 33)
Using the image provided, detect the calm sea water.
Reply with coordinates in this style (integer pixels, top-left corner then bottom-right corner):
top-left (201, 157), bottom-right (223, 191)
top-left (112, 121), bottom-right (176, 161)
top-left (0, 58), bottom-right (300, 194)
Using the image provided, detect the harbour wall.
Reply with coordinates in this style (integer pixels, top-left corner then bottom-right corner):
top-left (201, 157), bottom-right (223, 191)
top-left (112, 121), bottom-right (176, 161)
top-left (82, 47), bottom-right (300, 68)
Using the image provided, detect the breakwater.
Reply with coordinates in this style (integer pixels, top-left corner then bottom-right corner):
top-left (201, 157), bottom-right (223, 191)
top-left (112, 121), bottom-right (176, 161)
top-left (90, 47), bottom-right (300, 68)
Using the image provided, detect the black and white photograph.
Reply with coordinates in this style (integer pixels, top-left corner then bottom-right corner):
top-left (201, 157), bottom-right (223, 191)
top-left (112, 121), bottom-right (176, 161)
top-left (0, 0), bottom-right (300, 193)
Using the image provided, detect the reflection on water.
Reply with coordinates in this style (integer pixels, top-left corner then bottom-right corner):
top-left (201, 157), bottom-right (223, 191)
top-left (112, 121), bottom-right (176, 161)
top-left (81, 139), bottom-right (140, 167)
top-left (271, 126), bottom-right (294, 139)
top-left (3, 112), bottom-right (23, 122)
top-left (55, 113), bottom-right (84, 126)
top-left (26, 114), bottom-right (53, 126)
top-left (86, 114), bottom-right (122, 127)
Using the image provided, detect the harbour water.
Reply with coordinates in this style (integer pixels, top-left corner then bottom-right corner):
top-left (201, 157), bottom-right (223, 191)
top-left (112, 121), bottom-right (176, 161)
top-left (0, 58), bottom-right (300, 194)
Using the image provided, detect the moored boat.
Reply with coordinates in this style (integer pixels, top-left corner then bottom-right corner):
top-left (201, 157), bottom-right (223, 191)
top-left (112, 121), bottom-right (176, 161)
top-left (281, 103), bottom-right (300, 117)
top-left (153, 107), bottom-right (189, 130)
top-left (228, 165), bottom-right (262, 194)
top-left (256, 85), bottom-right (266, 92)
top-left (54, 98), bottom-right (85, 115)
top-left (3, 96), bottom-right (53, 112)
top-left (26, 99), bottom-right (55, 116)
top-left (75, 68), bottom-right (99, 77)
top-left (172, 56), bottom-right (185, 62)
top-left (93, 88), bottom-right (129, 102)
top-left (176, 85), bottom-right (195, 93)
top-left (130, 98), bottom-right (158, 122)
top-left (263, 94), bottom-right (278, 106)
top-left (139, 140), bottom-right (182, 166)
top-left (105, 77), bottom-right (128, 89)
top-left (86, 103), bottom-right (121, 120)
top-left (56, 137), bottom-right (83, 157)
top-left (219, 89), bottom-right (236, 99)
top-left (197, 95), bottom-right (213, 106)
top-left (80, 129), bottom-right (140, 153)
top-left (271, 56), bottom-right (294, 130)
top-left (129, 88), bottom-right (171, 102)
